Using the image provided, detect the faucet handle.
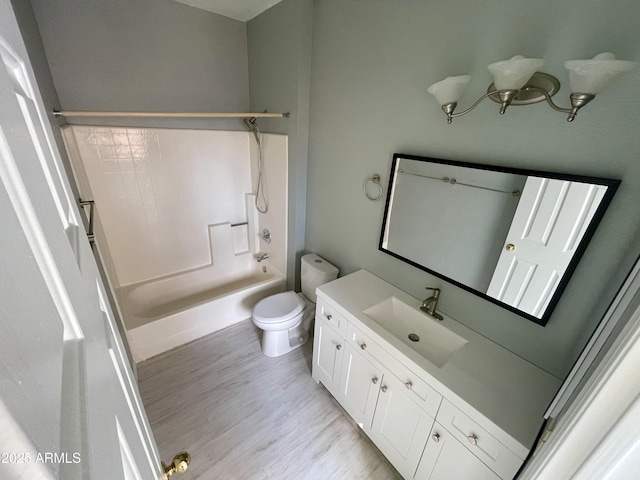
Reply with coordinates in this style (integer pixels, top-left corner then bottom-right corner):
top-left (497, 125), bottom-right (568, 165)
top-left (425, 287), bottom-right (441, 297)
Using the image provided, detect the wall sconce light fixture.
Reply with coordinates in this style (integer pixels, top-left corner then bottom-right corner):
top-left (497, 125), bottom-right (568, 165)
top-left (427, 53), bottom-right (635, 124)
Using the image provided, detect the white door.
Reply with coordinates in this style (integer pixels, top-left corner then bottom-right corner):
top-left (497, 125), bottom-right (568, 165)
top-left (487, 176), bottom-right (606, 318)
top-left (0, 3), bottom-right (164, 479)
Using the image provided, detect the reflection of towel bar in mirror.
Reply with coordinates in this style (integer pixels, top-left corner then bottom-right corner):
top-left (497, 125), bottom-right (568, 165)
top-left (380, 154), bottom-right (620, 326)
top-left (398, 169), bottom-right (521, 196)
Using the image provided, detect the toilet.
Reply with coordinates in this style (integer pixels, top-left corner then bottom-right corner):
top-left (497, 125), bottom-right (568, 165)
top-left (252, 253), bottom-right (339, 357)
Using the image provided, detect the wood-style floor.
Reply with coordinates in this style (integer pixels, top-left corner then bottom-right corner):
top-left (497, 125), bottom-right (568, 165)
top-left (137, 319), bottom-right (402, 480)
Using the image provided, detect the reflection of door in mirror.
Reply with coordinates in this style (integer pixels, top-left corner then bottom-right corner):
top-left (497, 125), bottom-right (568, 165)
top-left (487, 177), bottom-right (607, 317)
top-left (379, 153), bottom-right (620, 326)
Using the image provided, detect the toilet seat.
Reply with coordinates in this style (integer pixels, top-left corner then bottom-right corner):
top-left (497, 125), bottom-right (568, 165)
top-left (252, 291), bottom-right (305, 324)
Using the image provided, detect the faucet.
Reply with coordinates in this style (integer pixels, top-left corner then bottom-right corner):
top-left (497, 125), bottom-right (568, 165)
top-left (256, 253), bottom-right (269, 262)
top-left (420, 287), bottom-right (443, 321)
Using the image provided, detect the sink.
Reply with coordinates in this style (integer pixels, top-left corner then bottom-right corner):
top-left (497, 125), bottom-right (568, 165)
top-left (362, 297), bottom-right (468, 367)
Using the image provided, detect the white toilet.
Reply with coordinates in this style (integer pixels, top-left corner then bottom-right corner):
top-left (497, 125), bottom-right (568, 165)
top-left (252, 253), bottom-right (339, 357)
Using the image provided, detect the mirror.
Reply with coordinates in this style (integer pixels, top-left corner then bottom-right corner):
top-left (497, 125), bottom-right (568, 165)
top-left (379, 154), bottom-right (620, 325)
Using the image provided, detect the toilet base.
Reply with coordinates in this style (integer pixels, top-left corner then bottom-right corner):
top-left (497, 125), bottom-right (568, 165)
top-left (261, 329), bottom-right (309, 357)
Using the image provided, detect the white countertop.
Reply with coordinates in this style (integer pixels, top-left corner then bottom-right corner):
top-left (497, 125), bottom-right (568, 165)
top-left (316, 270), bottom-right (562, 459)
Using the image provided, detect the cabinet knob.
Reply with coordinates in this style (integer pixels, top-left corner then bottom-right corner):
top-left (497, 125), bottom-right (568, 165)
top-left (371, 377), bottom-right (378, 384)
top-left (380, 385), bottom-right (388, 392)
top-left (336, 344), bottom-right (342, 350)
top-left (431, 433), bottom-right (440, 443)
top-left (467, 434), bottom-right (478, 445)
top-left (360, 343), bottom-right (367, 350)
top-left (405, 380), bottom-right (413, 389)
top-left (326, 314), bottom-right (333, 320)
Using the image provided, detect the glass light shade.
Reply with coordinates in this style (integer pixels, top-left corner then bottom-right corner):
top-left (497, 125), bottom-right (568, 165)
top-left (487, 55), bottom-right (544, 91)
top-left (427, 75), bottom-right (471, 105)
top-left (564, 52), bottom-right (636, 94)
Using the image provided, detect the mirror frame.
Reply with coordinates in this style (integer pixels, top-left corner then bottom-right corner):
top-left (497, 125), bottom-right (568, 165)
top-left (379, 153), bottom-right (621, 326)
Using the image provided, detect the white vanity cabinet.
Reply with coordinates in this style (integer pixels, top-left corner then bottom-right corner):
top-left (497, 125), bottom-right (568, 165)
top-left (415, 423), bottom-right (501, 480)
top-left (369, 371), bottom-right (437, 479)
top-left (311, 315), bottom-right (344, 396)
top-left (336, 343), bottom-right (382, 428)
top-left (311, 271), bottom-right (562, 480)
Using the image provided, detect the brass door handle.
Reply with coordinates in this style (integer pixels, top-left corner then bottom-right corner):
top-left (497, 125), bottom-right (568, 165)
top-left (162, 452), bottom-right (191, 479)
top-left (506, 243), bottom-right (515, 251)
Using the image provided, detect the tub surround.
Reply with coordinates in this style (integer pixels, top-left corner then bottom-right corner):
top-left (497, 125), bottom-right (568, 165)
top-left (63, 126), bottom-right (289, 361)
top-left (313, 270), bottom-right (562, 478)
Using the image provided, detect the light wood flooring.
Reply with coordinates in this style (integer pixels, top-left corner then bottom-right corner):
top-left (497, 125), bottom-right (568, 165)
top-left (137, 319), bottom-right (402, 480)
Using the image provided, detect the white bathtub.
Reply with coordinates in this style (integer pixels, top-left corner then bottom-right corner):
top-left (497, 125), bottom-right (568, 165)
top-left (124, 267), bottom-right (284, 362)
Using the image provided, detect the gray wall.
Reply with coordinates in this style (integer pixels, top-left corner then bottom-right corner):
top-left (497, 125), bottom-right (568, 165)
top-left (306, 0), bottom-right (640, 379)
top-left (247, 0), bottom-right (313, 290)
top-left (30, 0), bottom-right (249, 131)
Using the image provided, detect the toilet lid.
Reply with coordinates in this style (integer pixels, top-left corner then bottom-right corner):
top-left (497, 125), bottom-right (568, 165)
top-left (253, 291), bottom-right (305, 324)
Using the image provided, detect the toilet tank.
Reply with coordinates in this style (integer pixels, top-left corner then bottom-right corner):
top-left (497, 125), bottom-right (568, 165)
top-left (301, 254), bottom-right (339, 303)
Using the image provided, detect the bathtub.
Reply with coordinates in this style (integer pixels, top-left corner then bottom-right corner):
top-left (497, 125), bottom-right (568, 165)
top-left (124, 267), bottom-right (284, 362)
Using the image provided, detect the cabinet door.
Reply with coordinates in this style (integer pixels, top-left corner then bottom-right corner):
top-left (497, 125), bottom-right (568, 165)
top-left (416, 423), bottom-right (501, 480)
top-left (311, 317), bottom-right (345, 395)
top-left (370, 372), bottom-right (434, 479)
top-left (337, 344), bottom-right (383, 430)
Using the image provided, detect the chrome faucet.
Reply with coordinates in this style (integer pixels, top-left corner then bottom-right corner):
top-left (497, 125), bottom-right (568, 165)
top-left (420, 287), bottom-right (443, 321)
top-left (256, 253), bottom-right (269, 262)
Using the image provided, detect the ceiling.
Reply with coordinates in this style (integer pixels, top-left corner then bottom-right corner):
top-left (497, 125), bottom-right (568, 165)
top-left (173, 0), bottom-right (283, 22)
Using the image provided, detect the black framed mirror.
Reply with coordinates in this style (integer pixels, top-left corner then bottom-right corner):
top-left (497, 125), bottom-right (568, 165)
top-left (379, 153), bottom-right (620, 325)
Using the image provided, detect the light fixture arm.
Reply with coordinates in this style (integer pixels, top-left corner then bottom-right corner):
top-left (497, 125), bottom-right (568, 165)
top-left (444, 91), bottom-right (497, 123)
top-left (524, 87), bottom-right (596, 122)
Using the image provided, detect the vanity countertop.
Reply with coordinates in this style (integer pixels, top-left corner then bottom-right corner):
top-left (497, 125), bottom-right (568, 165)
top-left (316, 269), bottom-right (562, 458)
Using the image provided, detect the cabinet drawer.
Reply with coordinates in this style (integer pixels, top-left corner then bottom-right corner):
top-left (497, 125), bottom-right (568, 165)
top-left (347, 323), bottom-right (442, 418)
top-left (438, 400), bottom-right (522, 479)
top-left (316, 298), bottom-right (348, 338)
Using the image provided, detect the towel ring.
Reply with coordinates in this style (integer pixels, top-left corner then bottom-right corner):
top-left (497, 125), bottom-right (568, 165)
top-left (363, 174), bottom-right (383, 201)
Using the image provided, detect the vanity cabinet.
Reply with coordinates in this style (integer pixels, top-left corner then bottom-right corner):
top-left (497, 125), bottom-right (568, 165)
top-left (311, 316), bottom-right (344, 396)
top-left (336, 343), bottom-right (382, 428)
top-left (369, 371), bottom-right (436, 479)
top-left (415, 423), bottom-right (501, 480)
top-left (311, 271), bottom-right (561, 480)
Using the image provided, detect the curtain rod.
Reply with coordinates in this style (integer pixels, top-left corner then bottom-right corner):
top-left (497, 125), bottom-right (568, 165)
top-left (52, 109), bottom-right (289, 119)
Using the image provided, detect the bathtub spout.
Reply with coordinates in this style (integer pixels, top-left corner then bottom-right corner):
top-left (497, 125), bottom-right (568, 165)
top-left (256, 253), bottom-right (269, 262)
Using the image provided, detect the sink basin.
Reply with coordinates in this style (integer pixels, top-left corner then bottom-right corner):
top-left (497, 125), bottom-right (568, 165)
top-left (362, 297), bottom-right (468, 367)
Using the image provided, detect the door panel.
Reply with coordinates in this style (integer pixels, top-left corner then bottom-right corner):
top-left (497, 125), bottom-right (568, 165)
top-left (0, 4), bottom-right (161, 478)
top-left (370, 372), bottom-right (434, 478)
top-left (337, 344), bottom-right (382, 430)
top-left (416, 423), bottom-right (500, 480)
top-left (488, 177), bottom-right (606, 317)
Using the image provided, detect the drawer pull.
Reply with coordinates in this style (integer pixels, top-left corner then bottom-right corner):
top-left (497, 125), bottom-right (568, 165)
top-left (380, 385), bottom-right (388, 393)
top-left (431, 433), bottom-right (440, 443)
top-left (336, 344), bottom-right (342, 350)
top-left (360, 342), bottom-right (367, 350)
top-left (326, 314), bottom-right (333, 320)
top-left (405, 380), bottom-right (413, 389)
top-left (467, 434), bottom-right (478, 445)
top-left (371, 377), bottom-right (378, 384)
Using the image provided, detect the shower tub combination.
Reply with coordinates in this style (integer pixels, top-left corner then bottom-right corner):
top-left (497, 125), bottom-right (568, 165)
top-left (63, 126), bottom-right (288, 361)
top-left (124, 266), bottom-right (284, 361)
